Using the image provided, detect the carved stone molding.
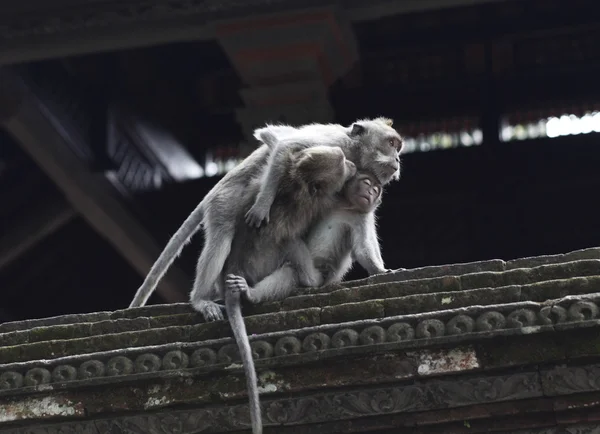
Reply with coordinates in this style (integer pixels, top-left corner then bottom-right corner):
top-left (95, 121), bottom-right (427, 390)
top-left (2, 295), bottom-right (600, 395)
top-left (0, 371), bottom-right (542, 433)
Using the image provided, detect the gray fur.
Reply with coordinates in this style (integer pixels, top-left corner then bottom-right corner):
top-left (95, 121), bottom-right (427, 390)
top-left (129, 118), bottom-right (402, 315)
top-left (221, 144), bottom-right (356, 434)
top-left (245, 117), bottom-right (402, 228)
top-left (242, 172), bottom-right (389, 301)
top-left (128, 119), bottom-right (402, 434)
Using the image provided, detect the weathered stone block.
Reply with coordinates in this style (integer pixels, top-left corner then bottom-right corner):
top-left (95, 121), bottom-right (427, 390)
top-left (460, 271), bottom-right (506, 290)
top-left (520, 277), bottom-right (593, 301)
top-left (245, 308), bottom-right (321, 335)
top-left (321, 300), bottom-right (384, 324)
top-left (384, 286), bottom-right (522, 317)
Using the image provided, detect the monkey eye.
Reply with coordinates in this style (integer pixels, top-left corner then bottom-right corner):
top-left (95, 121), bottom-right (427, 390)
top-left (364, 178), bottom-right (372, 186)
top-left (373, 185), bottom-right (381, 195)
top-left (388, 137), bottom-right (403, 151)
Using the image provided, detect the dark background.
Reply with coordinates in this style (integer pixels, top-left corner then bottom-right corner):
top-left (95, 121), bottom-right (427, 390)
top-left (1, 0), bottom-right (599, 322)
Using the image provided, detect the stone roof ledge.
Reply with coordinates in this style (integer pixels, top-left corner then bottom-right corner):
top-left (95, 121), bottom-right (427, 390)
top-left (2, 247), bottom-right (600, 433)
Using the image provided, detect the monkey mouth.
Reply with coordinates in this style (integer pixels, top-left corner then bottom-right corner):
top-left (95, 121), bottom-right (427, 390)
top-left (358, 195), bottom-right (370, 207)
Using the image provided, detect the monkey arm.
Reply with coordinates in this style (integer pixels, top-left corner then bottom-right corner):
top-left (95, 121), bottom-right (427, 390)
top-left (244, 138), bottom-right (312, 228)
top-left (352, 212), bottom-right (388, 275)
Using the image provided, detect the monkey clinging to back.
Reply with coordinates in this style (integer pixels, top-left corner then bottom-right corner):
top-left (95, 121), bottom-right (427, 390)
top-left (129, 117), bottom-right (404, 322)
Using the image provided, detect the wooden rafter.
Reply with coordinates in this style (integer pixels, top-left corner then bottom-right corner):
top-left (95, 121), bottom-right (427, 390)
top-left (0, 68), bottom-right (188, 305)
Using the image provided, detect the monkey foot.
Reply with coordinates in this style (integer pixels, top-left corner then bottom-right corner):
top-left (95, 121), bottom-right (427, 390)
top-left (225, 274), bottom-right (250, 296)
top-left (194, 300), bottom-right (226, 322)
top-left (244, 204), bottom-right (270, 228)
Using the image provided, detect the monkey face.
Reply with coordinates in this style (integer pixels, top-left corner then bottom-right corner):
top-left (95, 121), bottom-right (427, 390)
top-left (346, 173), bottom-right (382, 213)
top-left (349, 118), bottom-right (403, 186)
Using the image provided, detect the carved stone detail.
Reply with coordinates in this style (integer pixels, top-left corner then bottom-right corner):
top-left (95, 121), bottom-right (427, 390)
top-left (445, 314), bottom-right (474, 335)
top-left (162, 351), bottom-right (189, 370)
top-left (218, 343), bottom-right (240, 364)
top-left (332, 329), bottom-right (359, 348)
top-left (135, 353), bottom-right (161, 373)
top-left (0, 371), bottom-right (543, 433)
top-left (0, 371), bottom-right (23, 390)
top-left (476, 311), bottom-right (506, 331)
top-left (507, 309), bottom-right (537, 328)
top-left (190, 348), bottom-right (217, 367)
top-left (302, 332), bottom-right (331, 352)
top-left (1, 299), bottom-right (599, 394)
top-left (106, 356), bottom-right (134, 376)
top-left (52, 365), bottom-right (77, 382)
top-left (386, 322), bottom-right (415, 342)
top-left (251, 341), bottom-right (273, 360)
top-left (78, 360), bottom-right (105, 379)
top-left (23, 368), bottom-right (51, 387)
top-left (359, 326), bottom-right (386, 345)
top-left (568, 301), bottom-right (599, 321)
top-left (415, 319), bottom-right (445, 338)
top-left (274, 336), bottom-right (302, 356)
top-left (542, 364), bottom-right (600, 395)
top-left (539, 305), bottom-right (568, 325)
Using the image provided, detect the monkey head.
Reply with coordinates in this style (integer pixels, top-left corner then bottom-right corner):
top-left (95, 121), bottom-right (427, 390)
top-left (296, 145), bottom-right (357, 194)
top-left (344, 172), bottom-right (383, 213)
top-left (346, 117), bottom-right (403, 186)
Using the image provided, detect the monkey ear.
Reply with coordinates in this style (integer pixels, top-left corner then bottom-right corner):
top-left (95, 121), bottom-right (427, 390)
top-left (350, 123), bottom-right (366, 136)
top-left (383, 118), bottom-right (394, 127)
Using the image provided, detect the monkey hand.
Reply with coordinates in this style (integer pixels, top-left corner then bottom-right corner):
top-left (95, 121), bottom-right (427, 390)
top-left (226, 274), bottom-right (249, 296)
top-left (245, 203), bottom-right (270, 228)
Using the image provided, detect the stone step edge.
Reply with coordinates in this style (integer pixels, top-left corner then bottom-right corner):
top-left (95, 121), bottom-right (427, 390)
top-left (330, 246), bottom-right (600, 291)
top-left (1, 315), bottom-right (598, 402)
top-left (252, 261), bottom-right (600, 314)
top-left (2, 257), bottom-right (598, 337)
top-left (1, 274), bottom-right (596, 350)
top-left (1, 291), bottom-right (599, 396)
top-left (1, 319), bottom-right (597, 412)
top-left (1, 247), bottom-right (598, 333)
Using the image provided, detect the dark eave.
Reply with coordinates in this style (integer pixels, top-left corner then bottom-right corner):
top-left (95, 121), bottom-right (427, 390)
top-left (0, 0), bottom-right (516, 66)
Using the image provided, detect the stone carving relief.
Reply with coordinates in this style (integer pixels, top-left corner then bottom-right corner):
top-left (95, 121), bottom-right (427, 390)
top-left (0, 299), bottom-right (597, 394)
top-left (1, 371), bottom-right (543, 433)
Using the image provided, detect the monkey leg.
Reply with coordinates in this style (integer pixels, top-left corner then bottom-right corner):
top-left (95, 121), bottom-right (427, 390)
top-left (194, 300), bottom-right (226, 322)
top-left (286, 240), bottom-right (323, 288)
top-left (228, 265), bottom-right (299, 304)
top-left (190, 224), bottom-right (234, 322)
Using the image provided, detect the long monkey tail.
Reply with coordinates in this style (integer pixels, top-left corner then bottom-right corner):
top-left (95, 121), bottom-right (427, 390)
top-left (129, 201), bottom-right (206, 308)
top-left (225, 292), bottom-right (263, 434)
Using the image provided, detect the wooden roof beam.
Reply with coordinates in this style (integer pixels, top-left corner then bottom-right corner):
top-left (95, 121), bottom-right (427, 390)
top-left (0, 199), bottom-right (76, 272)
top-left (0, 68), bottom-right (188, 305)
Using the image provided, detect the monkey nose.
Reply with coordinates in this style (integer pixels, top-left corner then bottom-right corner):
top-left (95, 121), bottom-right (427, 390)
top-left (385, 163), bottom-right (399, 178)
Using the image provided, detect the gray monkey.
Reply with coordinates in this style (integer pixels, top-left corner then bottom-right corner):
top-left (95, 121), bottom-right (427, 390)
top-left (245, 117), bottom-right (402, 228)
top-left (129, 118), bottom-right (402, 321)
top-left (223, 143), bottom-right (357, 434)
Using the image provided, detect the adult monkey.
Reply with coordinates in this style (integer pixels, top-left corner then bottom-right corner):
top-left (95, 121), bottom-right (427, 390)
top-left (129, 117), bottom-right (403, 320)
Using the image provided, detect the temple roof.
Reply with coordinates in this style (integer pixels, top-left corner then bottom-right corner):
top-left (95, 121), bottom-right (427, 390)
top-left (2, 247), bottom-right (600, 433)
